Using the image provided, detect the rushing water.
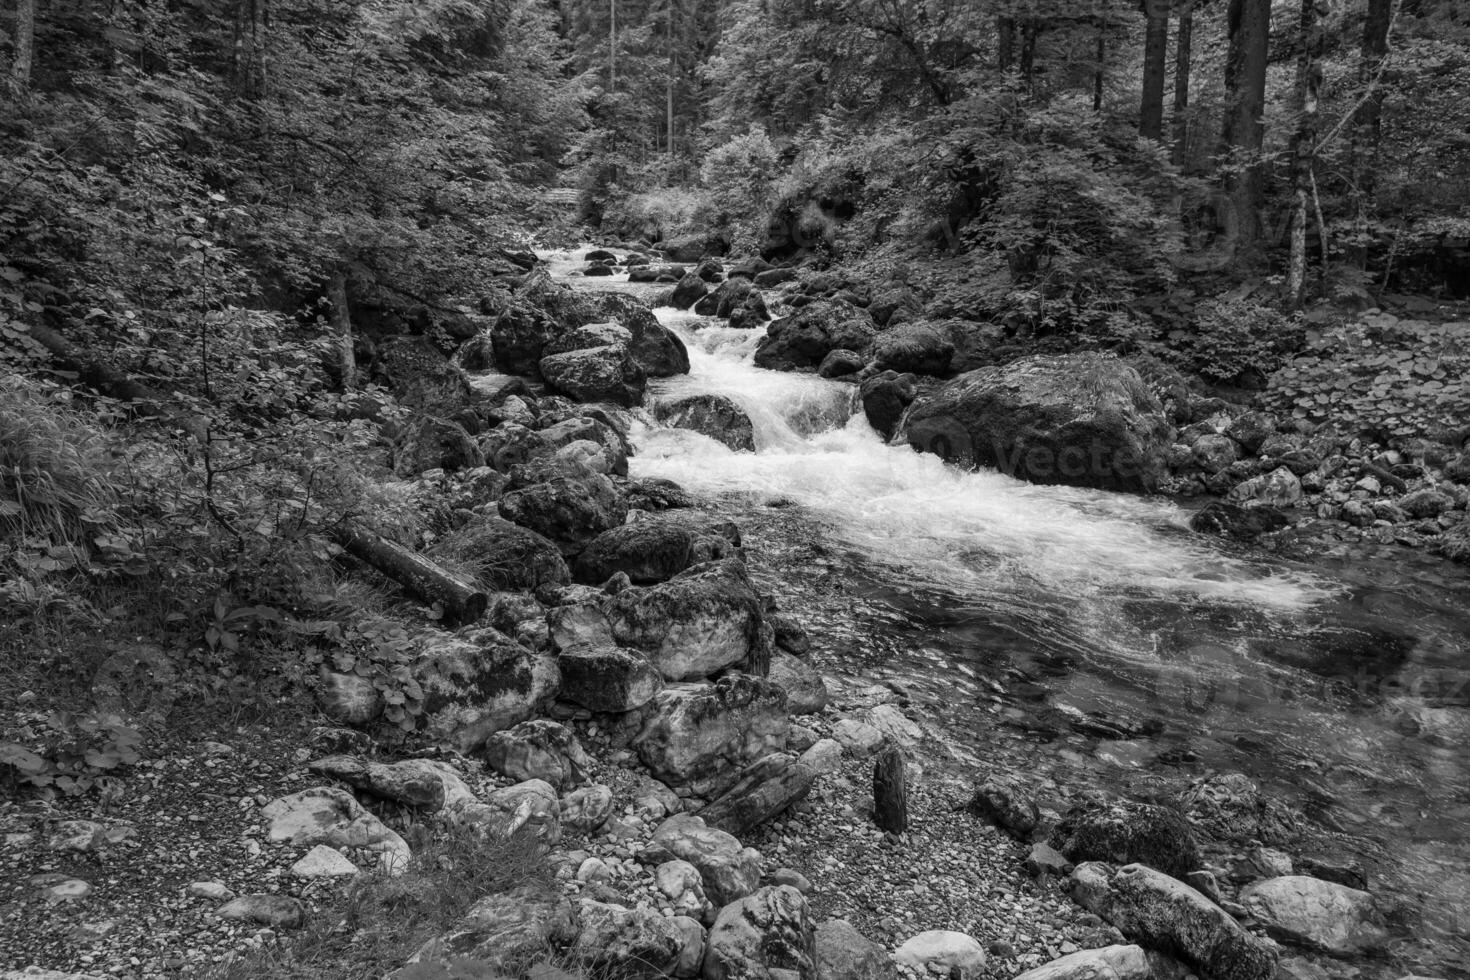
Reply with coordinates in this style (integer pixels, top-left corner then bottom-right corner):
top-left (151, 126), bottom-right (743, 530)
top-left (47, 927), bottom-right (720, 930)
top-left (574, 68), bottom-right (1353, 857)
top-left (539, 249), bottom-right (1470, 977)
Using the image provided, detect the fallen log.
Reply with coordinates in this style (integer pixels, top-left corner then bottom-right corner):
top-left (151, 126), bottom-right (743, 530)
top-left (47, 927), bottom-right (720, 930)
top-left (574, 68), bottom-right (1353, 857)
top-left (330, 523), bottom-right (487, 627)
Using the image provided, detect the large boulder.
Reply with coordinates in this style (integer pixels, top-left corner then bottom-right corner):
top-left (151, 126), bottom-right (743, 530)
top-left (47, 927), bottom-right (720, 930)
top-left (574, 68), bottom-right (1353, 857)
top-left (466, 779), bottom-right (562, 846)
top-left (703, 885), bottom-right (816, 980)
top-left (557, 645), bottom-right (664, 713)
top-left (695, 277), bottom-right (759, 318)
top-left (539, 344), bottom-right (646, 407)
top-left (661, 232), bottom-right (726, 263)
top-left (498, 474), bottom-right (629, 554)
top-left (1054, 799), bottom-right (1202, 879)
top-left (413, 628), bottom-right (560, 753)
top-left (859, 371), bottom-right (918, 441)
top-left (871, 321), bottom-right (955, 376)
top-left (574, 899), bottom-right (689, 974)
top-left (1010, 945), bottom-right (1151, 980)
top-left (606, 558), bottom-right (769, 680)
top-left (633, 675), bottom-right (790, 796)
top-left (815, 919), bottom-right (895, 980)
top-left (392, 416), bottom-right (484, 477)
top-left (305, 756), bottom-right (474, 812)
top-left (403, 880), bottom-right (577, 974)
top-left (574, 514), bottom-right (741, 584)
top-left (754, 301), bottom-right (878, 371)
top-left (1067, 862), bottom-right (1279, 980)
top-left (483, 720), bottom-right (590, 791)
top-left (374, 336), bottom-right (472, 416)
top-left (1188, 502), bottom-right (1291, 542)
top-left (696, 753), bottom-right (815, 837)
top-left (491, 303), bottom-right (563, 376)
top-left (1238, 876), bottom-right (1388, 956)
top-left (429, 516), bottom-right (571, 592)
top-left (1176, 773), bottom-right (1300, 846)
top-left (672, 273), bottom-right (711, 309)
top-left (1227, 466), bottom-right (1303, 508)
top-left (655, 394), bottom-right (757, 452)
top-left (899, 353), bottom-right (1172, 493)
top-left (647, 814), bottom-right (764, 908)
top-left (893, 931), bottom-right (987, 975)
top-left (767, 652), bottom-right (829, 714)
top-left (582, 291), bottom-right (691, 377)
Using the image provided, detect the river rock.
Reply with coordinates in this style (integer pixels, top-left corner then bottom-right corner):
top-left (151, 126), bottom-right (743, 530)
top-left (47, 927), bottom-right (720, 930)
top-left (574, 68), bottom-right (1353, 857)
top-left (483, 719), bottom-right (589, 790)
top-left (900, 353), bottom-right (1171, 493)
top-left (575, 514), bottom-right (740, 584)
top-left (498, 473), bottom-right (629, 553)
top-left (657, 859), bottom-right (710, 917)
top-left (1010, 944), bottom-right (1150, 980)
top-left (634, 675), bottom-right (790, 795)
top-left (403, 879), bottom-right (578, 973)
top-left (1188, 501), bottom-right (1290, 541)
top-left (871, 321), bottom-right (955, 375)
top-left (374, 335), bottom-right (472, 416)
top-left (818, 348), bottom-right (867, 378)
top-left (262, 787), bottom-right (410, 875)
top-left (655, 393), bottom-right (757, 452)
top-left (430, 516), bottom-right (572, 592)
top-left (413, 628), bottom-right (560, 753)
top-left (539, 344), bottom-right (646, 407)
top-left (660, 232), bottom-right (724, 263)
top-left (392, 416), bottom-right (483, 477)
top-left (703, 885), bottom-right (816, 980)
top-left (672, 273), bottom-right (711, 309)
top-left (218, 894), bottom-right (306, 929)
top-left (695, 277), bottom-right (759, 318)
top-left (860, 371), bottom-right (918, 440)
top-left (627, 477), bottom-right (696, 511)
top-left (647, 814), bottom-right (763, 907)
top-left (558, 645), bottom-right (664, 712)
top-left (868, 286), bottom-right (921, 328)
top-left (1067, 862), bottom-right (1278, 980)
top-left (830, 719), bottom-right (884, 757)
top-left (893, 930), bottom-right (987, 975)
top-left (697, 753), bottom-right (816, 837)
top-left (306, 756), bottom-right (473, 811)
top-left (1226, 411), bottom-right (1277, 455)
top-left (798, 739), bottom-right (844, 774)
top-left (1176, 773), bottom-right (1299, 846)
top-left (290, 844), bottom-right (359, 878)
top-left (1228, 466), bottom-right (1303, 508)
top-left (1238, 876), bottom-right (1388, 956)
top-left (560, 783), bottom-right (614, 835)
top-left (582, 290), bottom-right (691, 377)
top-left (967, 776), bottom-right (1042, 841)
top-left (815, 919), bottom-right (895, 980)
top-left (491, 303), bottom-right (563, 376)
top-left (768, 652), bottom-right (829, 714)
top-left (754, 300), bottom-right (878, 371)
top-left (1054, 799), bottom-right (1201, 878)
top-left (574, 899), bottom-right (687, 973)
top-left (462, 779), bottom-right (561, 846)
top-left (607, 558), bottom-right (769, 681)
top-left (631, 263), bottom-right (687, 283)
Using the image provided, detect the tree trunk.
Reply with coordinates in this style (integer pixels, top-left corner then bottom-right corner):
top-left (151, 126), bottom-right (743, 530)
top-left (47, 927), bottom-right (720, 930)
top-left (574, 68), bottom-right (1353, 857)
top-left (1019, 18), bottom-right (1038, 93)
top-left (998, 16), bottom-right (1016, 71)
top-left (1220, 0), bottom-right (1272, 261)
top-left (330, 524), bottom-right (488, 627)
top-left (327, 271), bottom-right (356, 389)
top-left (12, 0), bottom-right (36, 91)
top-left (1093, 7), bottom-right (1106, 112)
top-left (608, 0), bottom-right (617, 93)
top-left (1288, 0), bottom-right (1329, 307)
top-left (1172, 0), bottom-right (1194, 167)
top-left (1349, 0), bottom-right (1392, 268)
top-left (873, 743), bottom-right (909, 834)
top-left (1140, 1), bottom-right (1169, 140)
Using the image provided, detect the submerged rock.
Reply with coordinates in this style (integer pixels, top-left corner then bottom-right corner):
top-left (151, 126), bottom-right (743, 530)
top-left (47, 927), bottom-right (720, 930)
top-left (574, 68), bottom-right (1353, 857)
top-left (1188, 501), bottom-right (1290, 541)
top-left (900, 353), bottom-right (1171, 493)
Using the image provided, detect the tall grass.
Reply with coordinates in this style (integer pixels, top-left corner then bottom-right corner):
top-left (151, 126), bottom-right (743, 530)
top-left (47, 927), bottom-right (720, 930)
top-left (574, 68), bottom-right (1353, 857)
top-left (0, 373), bottom-right (121, 546)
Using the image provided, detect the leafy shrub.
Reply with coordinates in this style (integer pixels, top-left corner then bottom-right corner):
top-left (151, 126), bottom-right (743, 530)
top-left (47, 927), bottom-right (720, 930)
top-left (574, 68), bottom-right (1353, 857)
top-left (1170, 298), bottom-right (1304, 384)
top-left (700, 125), bottom-right (781, 252)
top-left (1265, 312), bottom-right (1470, 439)
top-left (0, 711), bottom-right (144, 797)
top-left (607, 185), bottom-right (713, 243)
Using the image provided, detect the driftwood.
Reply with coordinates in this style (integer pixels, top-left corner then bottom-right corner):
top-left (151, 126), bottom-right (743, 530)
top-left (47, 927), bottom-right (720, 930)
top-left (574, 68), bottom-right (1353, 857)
top-left (330, 524), bottom-right (487, 627)
top-left (873, 742), bottom-right (909, 835)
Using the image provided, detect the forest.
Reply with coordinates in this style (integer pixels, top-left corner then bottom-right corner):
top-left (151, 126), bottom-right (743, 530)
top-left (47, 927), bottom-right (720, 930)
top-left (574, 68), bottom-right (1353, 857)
top-left (2, 1), bottom-right (1470, 979)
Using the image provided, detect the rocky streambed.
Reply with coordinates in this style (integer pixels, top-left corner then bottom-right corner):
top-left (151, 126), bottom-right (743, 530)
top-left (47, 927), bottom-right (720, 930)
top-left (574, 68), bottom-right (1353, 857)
top-left (6, 244), bottom-right (1469, 980)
